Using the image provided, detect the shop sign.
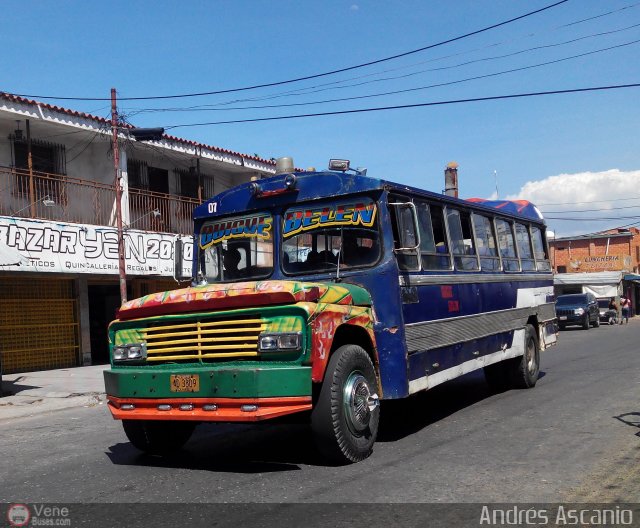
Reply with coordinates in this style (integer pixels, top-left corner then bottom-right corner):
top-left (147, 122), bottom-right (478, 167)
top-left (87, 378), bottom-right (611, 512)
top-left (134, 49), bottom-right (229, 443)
top-left (0, 217), bottom-right (192, 277)
top-left (569, 254), bottom-right (631, 272)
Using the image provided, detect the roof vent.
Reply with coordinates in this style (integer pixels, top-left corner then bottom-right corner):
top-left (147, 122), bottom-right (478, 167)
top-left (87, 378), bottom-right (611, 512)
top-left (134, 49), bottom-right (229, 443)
top-left (275, 157), bottom-right (294, 175)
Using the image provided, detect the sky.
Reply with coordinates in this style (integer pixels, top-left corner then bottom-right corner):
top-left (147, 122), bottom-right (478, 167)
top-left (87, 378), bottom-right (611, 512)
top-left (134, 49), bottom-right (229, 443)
top-left (1, 0), bottom-right (639, 237)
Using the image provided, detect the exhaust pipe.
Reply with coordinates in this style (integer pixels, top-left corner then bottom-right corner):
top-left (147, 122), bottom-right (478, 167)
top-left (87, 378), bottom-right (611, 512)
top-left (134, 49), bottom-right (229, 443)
top-left (444, 161), bottom-right (458, 198)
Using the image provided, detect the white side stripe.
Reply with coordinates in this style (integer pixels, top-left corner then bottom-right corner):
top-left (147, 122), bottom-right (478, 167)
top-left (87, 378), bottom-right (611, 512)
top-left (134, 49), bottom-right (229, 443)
top-left (408, 329), bottom-right (525, 394)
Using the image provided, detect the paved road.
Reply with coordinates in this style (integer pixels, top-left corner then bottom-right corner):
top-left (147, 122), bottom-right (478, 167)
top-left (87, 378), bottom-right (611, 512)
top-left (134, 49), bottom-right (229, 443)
top-left (2, 321), bottom-right (640, 505)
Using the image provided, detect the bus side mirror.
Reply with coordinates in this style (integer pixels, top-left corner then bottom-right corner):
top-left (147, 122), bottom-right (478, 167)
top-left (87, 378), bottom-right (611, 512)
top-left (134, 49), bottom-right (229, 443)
top-left (390, 202), bottom-right (421, 251)
top-left (174, 237), bottom-right (192, 282)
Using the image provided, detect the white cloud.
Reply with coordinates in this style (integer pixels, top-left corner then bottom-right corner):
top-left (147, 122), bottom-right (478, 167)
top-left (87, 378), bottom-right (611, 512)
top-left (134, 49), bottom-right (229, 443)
top-left (505, 169), bottom-right (640, 237)
top-left (350, 4), bottom-right (359, 11)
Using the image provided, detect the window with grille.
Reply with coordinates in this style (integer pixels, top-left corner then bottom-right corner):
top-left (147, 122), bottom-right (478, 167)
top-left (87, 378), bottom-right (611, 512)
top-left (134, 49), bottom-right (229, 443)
top-left (11, 135), bottom-right (66, 200)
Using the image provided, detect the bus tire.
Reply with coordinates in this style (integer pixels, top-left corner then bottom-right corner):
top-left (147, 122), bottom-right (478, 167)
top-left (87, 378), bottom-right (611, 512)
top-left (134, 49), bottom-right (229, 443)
top-left (311, 344), bottom-right (380, 464)
top-left (508, 324), bottom-right (540, 389)
top-left (122, 419), bottom-right (196, 456)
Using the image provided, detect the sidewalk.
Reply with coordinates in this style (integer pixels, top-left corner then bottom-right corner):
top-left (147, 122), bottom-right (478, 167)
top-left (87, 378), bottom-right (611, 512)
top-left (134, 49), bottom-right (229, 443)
top-left (0, 364), bottom-right (108, 421)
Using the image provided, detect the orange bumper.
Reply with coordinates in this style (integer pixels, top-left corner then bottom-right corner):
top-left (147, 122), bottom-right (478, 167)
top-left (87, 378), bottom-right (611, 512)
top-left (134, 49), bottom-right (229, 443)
top-left (107, 395), bottom-right (312, 422)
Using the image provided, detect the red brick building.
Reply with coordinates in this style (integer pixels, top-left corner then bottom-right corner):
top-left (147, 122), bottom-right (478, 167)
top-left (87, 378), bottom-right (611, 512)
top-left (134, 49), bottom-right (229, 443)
top-left (549, 227), bottom-right (640, 315)
top-left (550, 228), bottom-right (640, 275)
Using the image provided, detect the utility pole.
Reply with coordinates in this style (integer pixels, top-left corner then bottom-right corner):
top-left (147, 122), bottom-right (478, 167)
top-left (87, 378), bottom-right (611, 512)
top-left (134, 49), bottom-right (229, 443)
top-left (196, 146), bottom-right (202, 203)
top-left (26, 119), bottom-right (35, 217)
top-left (111, 88), bottom-right (127, 304)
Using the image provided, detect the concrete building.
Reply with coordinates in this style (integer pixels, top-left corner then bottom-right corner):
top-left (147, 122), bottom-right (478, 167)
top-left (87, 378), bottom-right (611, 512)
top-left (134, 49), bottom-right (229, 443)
top-left (549, 228), bottom-right (640, 313)
top-left (0, 92), bottom-right (277, 373)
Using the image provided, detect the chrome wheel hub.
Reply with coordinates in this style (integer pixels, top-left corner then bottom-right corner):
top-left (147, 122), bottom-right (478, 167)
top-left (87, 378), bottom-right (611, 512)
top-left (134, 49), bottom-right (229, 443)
top-left (343, 371), bottom-right (378, 435)
top-left (526, 340), bottom-right (537, 374)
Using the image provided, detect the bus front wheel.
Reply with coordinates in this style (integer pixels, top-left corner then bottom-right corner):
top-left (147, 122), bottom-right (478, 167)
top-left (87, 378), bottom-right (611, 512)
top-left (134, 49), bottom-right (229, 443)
top-left (122, 420), bottom-right (196, 456)
top-left (311, 344), bottom-right (380, 464)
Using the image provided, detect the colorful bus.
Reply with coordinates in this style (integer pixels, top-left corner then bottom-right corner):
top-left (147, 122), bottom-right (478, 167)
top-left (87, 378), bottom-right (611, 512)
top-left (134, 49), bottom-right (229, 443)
top-left (104, 159), bottom-right (557, 463)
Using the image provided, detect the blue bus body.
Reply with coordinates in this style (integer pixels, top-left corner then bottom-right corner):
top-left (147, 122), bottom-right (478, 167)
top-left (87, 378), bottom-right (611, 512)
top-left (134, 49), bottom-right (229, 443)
top-left (192, 170), bottom-right (556, 400)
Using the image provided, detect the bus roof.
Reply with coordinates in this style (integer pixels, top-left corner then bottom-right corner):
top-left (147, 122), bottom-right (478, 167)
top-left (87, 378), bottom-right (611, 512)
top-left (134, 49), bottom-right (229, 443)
top-left (194, 170), bottom-right (545, 223)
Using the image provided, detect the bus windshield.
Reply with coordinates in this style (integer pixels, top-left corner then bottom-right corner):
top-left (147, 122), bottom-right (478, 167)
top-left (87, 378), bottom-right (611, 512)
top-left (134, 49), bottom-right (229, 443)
top-left (281, 198), bottom-right (381, 274)
top-left (198, 212), bottom-right (274, 282)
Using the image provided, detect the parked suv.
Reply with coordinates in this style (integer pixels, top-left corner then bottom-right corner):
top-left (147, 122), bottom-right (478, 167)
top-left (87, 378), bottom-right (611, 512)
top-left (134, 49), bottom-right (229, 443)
top-left (555, 293), bottom-right (600, 330)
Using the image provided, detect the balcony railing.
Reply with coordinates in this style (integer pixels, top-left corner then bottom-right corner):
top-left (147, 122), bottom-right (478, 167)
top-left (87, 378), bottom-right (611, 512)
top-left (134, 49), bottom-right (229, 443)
top-left (0, 166), bottom-right (199, 235)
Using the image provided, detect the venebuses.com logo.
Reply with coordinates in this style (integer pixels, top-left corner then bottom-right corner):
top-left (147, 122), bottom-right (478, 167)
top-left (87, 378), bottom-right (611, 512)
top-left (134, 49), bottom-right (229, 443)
top-left (6, 503), bottom-right (71, 526)
top-left (7, 504), bottom-right (30, 527)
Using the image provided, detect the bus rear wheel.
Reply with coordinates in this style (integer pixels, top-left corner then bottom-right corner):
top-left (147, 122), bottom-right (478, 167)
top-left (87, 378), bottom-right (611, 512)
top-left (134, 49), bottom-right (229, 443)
top-left (122, 420), bottom-right (196, 456)
top-left (311, 344), bottom-right (380, 464)
top-left (484, 325), bottom-right (539, 391)
top-left (508, 324), bottom-right (540, 389)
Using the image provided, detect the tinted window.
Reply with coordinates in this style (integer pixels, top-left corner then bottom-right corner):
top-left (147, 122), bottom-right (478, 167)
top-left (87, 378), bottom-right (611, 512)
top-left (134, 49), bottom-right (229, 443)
top-left (531, 226), bottom-right (551, 271)
top-left (556, 295), bottom-right (588, 305)
top-left (495, 219), bottom-right (520, 271)
top-left (472, 214), bottom-right (500, 271)
top-left (283, 199), bottom-right (380, 274)
top-left (199, 213), bottom-right (274, 282)
top-left (417, 202), bottom-right (450, 270)
top-left (446, 209), bottom-right (479, 271)
top-left (515, 223), bottom-right (536, 271)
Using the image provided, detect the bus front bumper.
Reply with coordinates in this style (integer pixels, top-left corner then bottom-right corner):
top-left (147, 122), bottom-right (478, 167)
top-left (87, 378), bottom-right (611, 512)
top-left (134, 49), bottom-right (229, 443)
top-left (104, 364), bottom-right (312, 422)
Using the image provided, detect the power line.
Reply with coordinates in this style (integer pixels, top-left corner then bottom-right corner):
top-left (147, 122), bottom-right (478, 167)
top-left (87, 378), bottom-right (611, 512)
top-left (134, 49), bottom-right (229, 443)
top-left (538, 194), bottom-right (640, 206)
top-left (542, 204), bottom-right (640, 213)
top-left (1, 0), bottom-right (569, 102)
top-left (547, 215), bottom-right (640, 220)
top-left (122, 2), bottom-right (640, 114)
top-left (127, 37), bottom-right (640, 115)
top-left (162, 82), bottom-right (640, 128)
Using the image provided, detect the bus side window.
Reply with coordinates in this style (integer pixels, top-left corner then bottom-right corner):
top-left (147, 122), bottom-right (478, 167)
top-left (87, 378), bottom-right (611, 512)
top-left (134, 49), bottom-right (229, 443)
top-left (446, 208), bottom-right (479, 271)
top-left (417, 201), bottom-right (451, 270)
top-left (531, 226), bottom-right (551, 271)
top-left (495, 219), bottom-right (520, 271)
top-left (515, 223), bottom-right (536, 271)
top-left (389, 198), bottom-right (420, 271)
top-left (472, 214), bottom-right (500, 271)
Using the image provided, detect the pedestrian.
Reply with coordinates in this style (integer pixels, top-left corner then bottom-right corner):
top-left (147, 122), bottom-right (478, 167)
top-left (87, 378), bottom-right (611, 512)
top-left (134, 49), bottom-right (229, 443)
top-left (621, 296), bottom-right (631, 324)
top-left (608, 297), bottom-right (619, 325)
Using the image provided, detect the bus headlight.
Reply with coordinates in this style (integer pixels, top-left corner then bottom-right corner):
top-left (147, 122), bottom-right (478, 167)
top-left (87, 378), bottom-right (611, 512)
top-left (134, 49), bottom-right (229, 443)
top-left (258, 332), bottom-right (302, 352)
top-left (113, 343), bottom-right (147, 362)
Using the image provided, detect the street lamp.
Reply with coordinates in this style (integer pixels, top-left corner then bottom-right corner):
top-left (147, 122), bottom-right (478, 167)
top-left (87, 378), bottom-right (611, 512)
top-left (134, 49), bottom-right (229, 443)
top-left (12, 195), bottom-right (56, 216)
top-left (125, 209), bottom-right (161, 229)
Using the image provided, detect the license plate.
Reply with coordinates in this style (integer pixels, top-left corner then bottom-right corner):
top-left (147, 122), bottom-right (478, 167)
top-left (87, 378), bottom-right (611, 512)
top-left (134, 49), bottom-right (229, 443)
top-left (170, 374), bottom-right (200, 392)
top-left (559, 316), bottom-right (567, 320)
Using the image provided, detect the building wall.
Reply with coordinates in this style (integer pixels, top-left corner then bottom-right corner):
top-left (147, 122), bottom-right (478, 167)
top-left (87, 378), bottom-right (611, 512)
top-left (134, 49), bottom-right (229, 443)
top-left (0, 98), bottom-right (276, 373)
top-left (550, 230), bottom-right (639, 274)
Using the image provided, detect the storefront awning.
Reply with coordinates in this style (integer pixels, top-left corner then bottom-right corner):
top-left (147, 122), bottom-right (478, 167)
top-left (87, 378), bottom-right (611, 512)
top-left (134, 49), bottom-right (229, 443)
top-left (623, 274), bottom-right (640, 283)
top-left (554, 271), bottom-right (623, 285)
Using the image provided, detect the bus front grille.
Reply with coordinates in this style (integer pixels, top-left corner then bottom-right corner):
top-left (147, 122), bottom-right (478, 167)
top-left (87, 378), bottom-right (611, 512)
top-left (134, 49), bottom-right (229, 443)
top-left (141, 317), bottom-right (267, 363)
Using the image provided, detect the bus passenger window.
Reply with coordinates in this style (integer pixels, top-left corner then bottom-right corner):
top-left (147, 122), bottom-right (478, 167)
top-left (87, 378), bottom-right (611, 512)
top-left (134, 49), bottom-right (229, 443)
top-left (472, 214), bottom-right (500, 271)
top-left (495, 219), bottom-right (520, 271)
top-left (446, 209), bottom-right (479, 271)
top-left (531, 226), bottom-right (551, 271)
top-left (390, 199), bottom-right (419, 271)
top-left (417, 202), bottom-right (451, 270)
top-left (515, 223), bottom-right (536, 271)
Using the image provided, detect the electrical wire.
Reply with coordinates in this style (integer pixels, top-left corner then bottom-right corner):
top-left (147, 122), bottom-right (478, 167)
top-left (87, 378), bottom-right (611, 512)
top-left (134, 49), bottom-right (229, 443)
top-left (162, 82), bottom-right (640, 128)
top-left (127, 37), bottom-right (640, 115)
top-left (538, 194), bottom-right (640, 206)
top-left (121, 3), bottom-right (640, 114)
top-left (542, 204), bottom-right (640, 213)
top-left (0, 0), bottom-right (570, 102)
